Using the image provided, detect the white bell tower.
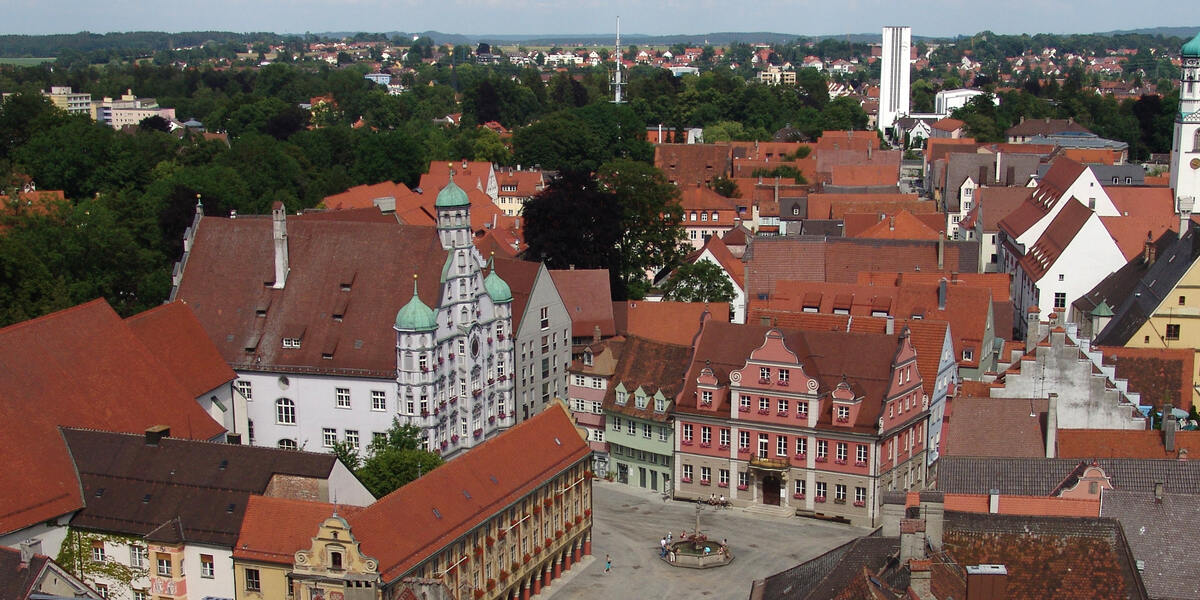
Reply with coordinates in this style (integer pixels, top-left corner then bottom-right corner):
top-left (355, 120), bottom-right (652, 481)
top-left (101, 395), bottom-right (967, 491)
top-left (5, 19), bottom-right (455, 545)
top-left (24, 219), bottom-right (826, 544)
top-left (1170, 32), bottom-right (1200, 214)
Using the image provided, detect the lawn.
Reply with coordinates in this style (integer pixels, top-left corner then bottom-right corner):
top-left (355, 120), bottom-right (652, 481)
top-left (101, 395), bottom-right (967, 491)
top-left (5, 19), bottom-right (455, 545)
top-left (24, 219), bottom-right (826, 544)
top-left (0, 57), bottom-right (56, 66)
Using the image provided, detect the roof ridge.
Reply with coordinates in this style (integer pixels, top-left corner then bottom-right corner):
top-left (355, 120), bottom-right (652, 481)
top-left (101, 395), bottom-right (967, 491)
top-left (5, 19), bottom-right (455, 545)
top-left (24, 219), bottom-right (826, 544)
top-left (0, 298), bottom-right (111, 335)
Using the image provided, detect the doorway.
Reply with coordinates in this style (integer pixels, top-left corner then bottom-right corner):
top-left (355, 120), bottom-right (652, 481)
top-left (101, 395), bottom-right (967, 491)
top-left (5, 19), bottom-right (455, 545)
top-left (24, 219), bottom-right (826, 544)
top-left (639, 466), bottom-right (647, 488)
top-left (762, 475), bottom-right (781, 506)
top-left (650, 470), bottom-right (658, 491)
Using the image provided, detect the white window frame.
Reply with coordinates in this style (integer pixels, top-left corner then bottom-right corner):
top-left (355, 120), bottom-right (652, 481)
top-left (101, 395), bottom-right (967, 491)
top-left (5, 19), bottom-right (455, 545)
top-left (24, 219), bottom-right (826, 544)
top-left (336, 388), bottom-right (351, 409)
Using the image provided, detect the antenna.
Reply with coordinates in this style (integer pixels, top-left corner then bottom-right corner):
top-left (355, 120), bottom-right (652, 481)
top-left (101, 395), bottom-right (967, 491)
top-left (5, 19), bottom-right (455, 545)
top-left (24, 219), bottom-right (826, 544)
top-left (612, 17), bottom-right (625, 104)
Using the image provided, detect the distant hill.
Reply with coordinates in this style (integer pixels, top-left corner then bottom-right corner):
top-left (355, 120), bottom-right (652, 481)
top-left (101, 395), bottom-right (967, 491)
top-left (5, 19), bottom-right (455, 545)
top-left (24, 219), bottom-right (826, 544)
top-left (1095, 26), bottom-right (1199, 38)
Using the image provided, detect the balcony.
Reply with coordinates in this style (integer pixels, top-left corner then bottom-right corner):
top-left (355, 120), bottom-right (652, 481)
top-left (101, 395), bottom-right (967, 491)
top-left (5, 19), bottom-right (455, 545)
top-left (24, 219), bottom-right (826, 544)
top-left (748, 456), bottom-right (790, 471)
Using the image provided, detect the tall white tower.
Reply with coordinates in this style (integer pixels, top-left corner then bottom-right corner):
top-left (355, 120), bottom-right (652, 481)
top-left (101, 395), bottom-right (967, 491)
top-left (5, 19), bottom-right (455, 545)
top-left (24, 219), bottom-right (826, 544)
top-left (1170, 31), bottom-right (1200, 214)
top-left (879, 26), bottom-right (912, 133)
top-left (612, 17), bottom-right (625, 104)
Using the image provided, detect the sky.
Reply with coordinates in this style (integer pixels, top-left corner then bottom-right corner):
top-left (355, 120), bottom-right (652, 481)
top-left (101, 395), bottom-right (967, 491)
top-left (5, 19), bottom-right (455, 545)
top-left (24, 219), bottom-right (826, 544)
top-left (3, 0), bottom-right (1196, 38)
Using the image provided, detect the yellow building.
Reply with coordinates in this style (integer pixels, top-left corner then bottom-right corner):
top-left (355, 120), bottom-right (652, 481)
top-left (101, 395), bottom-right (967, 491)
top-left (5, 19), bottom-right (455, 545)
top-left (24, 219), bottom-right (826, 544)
top-left (1095, 225), bottom-right (1200, 408)
top-left (233, 405), bottom-right (593, 600)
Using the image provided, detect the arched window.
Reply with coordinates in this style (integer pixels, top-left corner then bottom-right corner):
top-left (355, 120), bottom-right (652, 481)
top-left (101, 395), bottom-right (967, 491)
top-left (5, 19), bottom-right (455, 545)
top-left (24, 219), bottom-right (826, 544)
top-left (1193, 129), bottom-right (1200, 152)
top-left (277, 438), bottom-right (298, 450)
top-left (276, 398), bottom-right (296, 424)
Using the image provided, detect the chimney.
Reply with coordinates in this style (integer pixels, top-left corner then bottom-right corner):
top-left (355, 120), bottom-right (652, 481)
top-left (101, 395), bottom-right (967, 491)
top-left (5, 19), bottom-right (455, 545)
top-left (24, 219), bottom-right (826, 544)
top-left (918, 491), bottom-right (944, 551)
top-left (1155, 481), bottom-right (1164, 503)
top-left (995, 151), bottom-right (1002, 183)
top-left (899, 518), bottom-right (927, 562)
top-left (1143, 231), bottom-right (1157, 265)
top-left (1025, 306), bottom-right (1041, 352)
top-left (966, 565), bottom-right (1008, 600)
top-left (988, 489), bottom-right (1000, 513)
top-left (1179, 196), bottom-right (1194, 236)
top-left (272, 202), bottom-right (289, 289)
top-left (593, 324), bottom-right (602, 344)
top-left (909, 560), bottom-right (933, 599)
top-left (1164, 403), bottom-right (1177, 453)
top-left (886, 315), bottom-right (895, 335)
top-left (937, 235), bottom-right (945, 270)
top-left (145, 425), bottom-right (170, 446)
top-left (1046, 393), bottom-right (1058, 458)
top-left (880, 491), bottom-right (906, 535)
top-left (937, 279), bottom-right (947, 311)
top-left (19, 539), bottom-right (41, 566)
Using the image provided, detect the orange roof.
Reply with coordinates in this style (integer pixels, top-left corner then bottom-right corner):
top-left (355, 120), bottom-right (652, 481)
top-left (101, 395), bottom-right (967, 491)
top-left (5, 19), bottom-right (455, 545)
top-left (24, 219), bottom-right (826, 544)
top-left (419, 161), bottom-right (494, 197)
top-left (0, 300), bottom-right (226, 536)
top-left (931, 118), bottom-right (965, 132)
top-left (125, 301), bottom-right (237, 397)
top-left (678, 184), bottom-right (739, 212)
top-left (612, 300), bottom-right (729, 345)
top-left (1101, 216), bottom-right (1180, 261)
top-left (1145, 174), bottom-right (1170, 187)
top-left (234, 496), bottom-right (364, 564)
top-left (814, 130), bottom-right (878, 152)
top-left (925, 138), bottom-right (979, 165)
top-left (943, 493), bottom-right (1100, 517)
top-left (1062, 148), bottom-right (1119, 165)
top-left (830, 164), bottom-right (898, 187)
top-left (852, 209), bottom-right (941, 240)
top-left (1056, 429), bottom-right (1200, 460)
top-left (347, 405), bottom-right (590, 581)
top-left (323, 181), bottom-right (420, 211)
top-left (858, 271), bottom-right (1012, 302)
top-left (550, 269), bottom-right (615, 338)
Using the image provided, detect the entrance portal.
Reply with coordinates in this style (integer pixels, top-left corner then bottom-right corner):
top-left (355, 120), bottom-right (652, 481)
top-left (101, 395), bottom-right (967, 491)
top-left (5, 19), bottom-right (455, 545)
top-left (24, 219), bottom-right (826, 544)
top-left (762, 475), bottom-right (781, 506)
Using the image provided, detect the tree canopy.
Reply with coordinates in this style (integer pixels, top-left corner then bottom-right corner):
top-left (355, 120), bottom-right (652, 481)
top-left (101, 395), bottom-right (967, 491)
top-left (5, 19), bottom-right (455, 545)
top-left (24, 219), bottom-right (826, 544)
top-left (661, 260), bottom-right (735, 303)
top-left (332, 420), bottom-right (444, 498)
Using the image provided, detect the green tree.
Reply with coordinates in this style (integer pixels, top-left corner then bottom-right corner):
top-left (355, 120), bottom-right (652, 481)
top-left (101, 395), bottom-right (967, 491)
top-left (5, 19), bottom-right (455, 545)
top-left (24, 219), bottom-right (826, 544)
top-left (661, 261), bottom-right (735, 303)
top-left (329, 440), bottom-right (361, 471)
top-left (708, 176), bottom-right (741, 198)
top-left (353, 420), bottom-right (444, 498)
top-left (522, 171), bottom-right (623, 287)
top-left (596, 159), bottom-right (687, 299)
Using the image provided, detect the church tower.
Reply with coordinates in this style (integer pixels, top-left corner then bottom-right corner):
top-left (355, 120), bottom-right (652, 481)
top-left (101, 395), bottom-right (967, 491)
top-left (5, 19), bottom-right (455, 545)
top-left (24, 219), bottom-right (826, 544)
top-left (1170, 32), bottom-right (1200, 214)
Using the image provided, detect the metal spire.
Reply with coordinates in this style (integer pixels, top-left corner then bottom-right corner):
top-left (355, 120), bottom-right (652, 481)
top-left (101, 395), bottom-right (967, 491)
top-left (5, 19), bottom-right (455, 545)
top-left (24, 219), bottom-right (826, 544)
top-left (612, 17), bottom-right (625, 104)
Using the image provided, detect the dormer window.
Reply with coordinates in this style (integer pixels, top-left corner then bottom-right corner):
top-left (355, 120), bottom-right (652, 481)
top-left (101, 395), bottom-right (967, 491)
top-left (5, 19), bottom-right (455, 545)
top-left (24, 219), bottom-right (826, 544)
top-left (655, 397), bottom-right (666, 412)
top-left (616, 390), bottom-right (628, 405)
top-left (635, 392), bottom-right (647, 409)
top-left (962, 348), bottom-right (974, 361)
top-left (282, 338), bottom-right (301, 348)
top-left (583, 350), bottom-right (594, 366)
top-left (700, 391), bottom-right (713, 406)
top-left (836, 406), bottom-right (850, 422)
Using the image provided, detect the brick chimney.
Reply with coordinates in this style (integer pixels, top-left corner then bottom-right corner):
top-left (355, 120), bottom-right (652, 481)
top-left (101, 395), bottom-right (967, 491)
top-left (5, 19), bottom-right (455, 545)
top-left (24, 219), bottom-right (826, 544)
top-left (1164, 403), bottom-right (1177, 453)
top-left (966, 564), bottom-right (1008, 600)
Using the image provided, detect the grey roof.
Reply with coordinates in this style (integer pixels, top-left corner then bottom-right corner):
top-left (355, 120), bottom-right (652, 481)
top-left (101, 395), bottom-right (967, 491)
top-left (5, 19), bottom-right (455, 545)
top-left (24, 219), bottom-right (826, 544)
top-left (753, 535), bottom-right (902, 600)
top-left (1072, 229), bottom-right (1178, 317)
top-left (943, 152), bottom-right (1041, 212)
top-left (1096, 225), bottom-right (1200, 346)
top-left (937, 456), bottom-right (1200, 496)
top-left (1036, 162), bottom-right (1144, 185)
top-left (797, 219), bottom-right (844, 236)
top-left (1028, 132), bottom-right (1129, 151)
top-left (1101, 490), bottom-right (1200, 600)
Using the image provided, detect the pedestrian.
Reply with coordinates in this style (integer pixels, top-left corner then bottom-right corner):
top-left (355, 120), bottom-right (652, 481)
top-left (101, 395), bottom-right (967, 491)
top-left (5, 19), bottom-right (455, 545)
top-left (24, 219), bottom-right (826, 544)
top-left (660, 537), bottom-right (667, 557)
top-left (667, 532), bottom-right (672, 545)
top-left (605, 554), bottom-right (611, 573)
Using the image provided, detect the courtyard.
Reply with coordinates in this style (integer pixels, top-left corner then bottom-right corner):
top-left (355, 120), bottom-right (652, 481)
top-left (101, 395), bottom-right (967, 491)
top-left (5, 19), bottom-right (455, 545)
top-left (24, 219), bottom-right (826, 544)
top-left (541, 481), bottom-right (870, 599)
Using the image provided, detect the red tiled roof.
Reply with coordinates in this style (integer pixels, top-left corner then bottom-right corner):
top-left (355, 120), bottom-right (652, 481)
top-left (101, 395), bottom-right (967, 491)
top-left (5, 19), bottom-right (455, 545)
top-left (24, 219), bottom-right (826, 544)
top-left (655, 144), bottom-right (732, 186)
top-left (602, 336), bottom-right (694, 422)
top-left (1018, 198), bottom-right (1093, 282)
top-left (494, 169), bottom-right (545, 198)
top-left (490, 257), bottom-right (543, 332)
top-left (925, 138), bottom-right (979, 165)
top-left (931, 118), bottom-right (965, 132)
top-left (829, 164), bottom-right (898, 187)
top-left (347, 405), bottom-right (590, 581)
top-left (1057, 429), bottom-right (1200, 460)
top-left (234, 496), bottom-right (364, 564)
top-left (125, 301), bottom-right (237, 397)
top-left (678, 184), bottom-right (739, 211)
top-left (973, 186), bottom-right (1032, 231)
top-left (0, 300), bottom-right (226, 536)
top-left (419, 161), bottom-right (494, 197)
top-left (176, 213), bottom-right (448, 376)
top-left (942, 396), bottom-right (1048, 458)
top-left (998, 158), bottom-right (1088, 238)
top-left (813, 130), bottom-right (878, 152)
top-left (612, 300), bottom-right (728, 346)
top-left (1097, 346), bottom-right (1193, 412)
top-left (944, 493), bottom-right (1100, 517)
top-left (1101, 216), bottom-right (1181, 261)
top-left (549, 269), bottom-right (615, 338)
top-left (323, 181), bottom-right (419, 211)
top-left (1062, 148), bottom-right (1119, 165)
top-left (852, 209), bottom-right (941, 240)
top-left (858, 271), bottom-right (1013, 302)
top-left (1006, 117), bottom-right (1092, 137)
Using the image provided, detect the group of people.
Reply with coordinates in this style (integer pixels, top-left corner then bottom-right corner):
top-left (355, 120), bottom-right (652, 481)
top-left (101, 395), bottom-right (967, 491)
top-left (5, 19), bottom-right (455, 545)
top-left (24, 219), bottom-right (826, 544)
top-left (706, 493), bottom-right (729, 507)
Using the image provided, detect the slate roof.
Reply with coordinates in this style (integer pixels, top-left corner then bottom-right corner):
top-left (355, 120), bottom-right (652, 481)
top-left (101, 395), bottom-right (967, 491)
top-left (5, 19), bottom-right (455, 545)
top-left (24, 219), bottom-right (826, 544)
top-left (125, 301), bottom-right (237, 397)
top-left (175, 212), bottom-right (447, 377)
top-left (1072, 230), bottom-right (1178, 323)
top-left (1096, 225), bottom-right (1200, 346)
top-left (942, 396), bottom-right (1048, 458)
top-left (549, 269), bottom-right (615, 338)
top-left (345, 405), bottom-right (590, 582)
top-left (752, 536), bottom-right (901, 600)
top-left (0, 300), bottom-right (226, 537)
top-left (602, 336), bottom-right (693, 423)
top-left (1100, 491), bottom-right (1200, 600)
top-left (63, 427), bottom-right (341, 546)
top-left (942, 152), bottom-right (1041, 212)
top-left (937, 456), bottom-right (1200, 496)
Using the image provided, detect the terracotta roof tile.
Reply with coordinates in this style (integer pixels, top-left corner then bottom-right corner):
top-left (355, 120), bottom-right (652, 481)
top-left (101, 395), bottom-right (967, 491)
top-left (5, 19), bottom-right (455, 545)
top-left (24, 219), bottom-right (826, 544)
top-left (1096, 346), bottom-right (1193, 412)
top-left (973, 186), bottom-right (1032, 231)
top-left (0, 300), bottom-right (226, 536)
top-left (1006, 118), bottom-right (1093, 138)
top-left (655, 144), bottom-right (732, 186)
top-left (490, 257), bottom-right (543, 331)
top-left (1056, 429), bottom-right (1200, 460)
top-left (125, 301), bottom-right (237, 397)
top-left (612, 301), bottom-right (727, 346)
top-left (602, 336), bottom-right (693, 422)
top-left (931, 118), bottom-right (966, 132)
top-left (548, 269), bottom-right (615, 338)
top-left (829, 164), bottom-right (898, 187)
top-left (942, 396), bottom-right (1048, 458)
top-left (323, 181), bottom-right (420, 212)
top-left (419, 161), bottom-right (494, 198)
top-left (347, 405), bottom-right (590, 581)
top-left (852, 209), bottom-right (941, 240)
top-left (234, 496), bottom-right (364, 564)
top-left (688, 235), bottom-right (744, 289)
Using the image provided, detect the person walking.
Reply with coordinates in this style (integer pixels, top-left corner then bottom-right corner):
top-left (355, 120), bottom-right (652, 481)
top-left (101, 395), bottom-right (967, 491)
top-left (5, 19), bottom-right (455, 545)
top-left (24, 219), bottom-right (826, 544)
top-left (605, 554), bottom-right (612, 573)
top-left (660, 537), bottom-right (667, 557)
